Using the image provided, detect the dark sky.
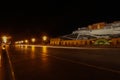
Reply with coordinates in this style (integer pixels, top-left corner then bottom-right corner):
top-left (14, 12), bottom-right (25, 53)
top-left (0, 1), bottom-right (120, 40)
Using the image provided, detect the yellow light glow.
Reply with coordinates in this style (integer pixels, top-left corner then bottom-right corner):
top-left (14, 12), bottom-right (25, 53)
top-left (42, 46), bottom-right (48, 62)
top-left (2, 36), bottom-right (7, 43)
top-left (25, 40), bottom-right (28, 43)
top-left (42, 46), bottom-right (47, 54)
top-left (31, 38), bottom-right (35, 43)
top-left (20, 45), bottom-right (23, 48)
top-left (21, 41), bottom-right (24, 43)
top-left (31, 45), bottom-right (35, 59)
top-left (15, 42), bottom-right (18, 44)
top-left (43, 36), bottom-right (47, 41)
top-left (25, 45), bottom-right (28, 49)
top-left (2, 44), bottom-right (6, 50)
top-left (18, 41), bottom-right (21, 44)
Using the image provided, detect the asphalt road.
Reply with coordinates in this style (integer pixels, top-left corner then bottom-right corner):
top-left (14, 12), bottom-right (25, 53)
top-left (1, 45), bottom-right (120, 80)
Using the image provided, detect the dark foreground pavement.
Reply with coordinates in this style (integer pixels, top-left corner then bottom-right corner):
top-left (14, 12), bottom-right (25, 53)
top-left (0, 49), bottom-right (13, 80)
top-left (1, 45), bottom-right (120, 80)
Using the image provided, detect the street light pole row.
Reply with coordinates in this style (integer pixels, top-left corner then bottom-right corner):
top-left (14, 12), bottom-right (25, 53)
top-left (15, 36), bottom-right (48, 45)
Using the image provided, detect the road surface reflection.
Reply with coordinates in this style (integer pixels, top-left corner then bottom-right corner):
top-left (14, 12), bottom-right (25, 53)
top-left (24, 45), bottom-right (28, 50)
top-left (31, 45), bottom-right (35, 59)
top-left (42, 46), bottom-right (48, 62)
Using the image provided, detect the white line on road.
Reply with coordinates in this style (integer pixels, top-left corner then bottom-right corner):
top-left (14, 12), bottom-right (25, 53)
top-left (47, 55), bottom-right (120, 74)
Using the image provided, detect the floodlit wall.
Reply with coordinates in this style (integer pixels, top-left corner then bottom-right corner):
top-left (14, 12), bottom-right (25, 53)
top-left (50, 39), bottom-right (93, 46)
top-left (50, 38), bottom-right (120, 47)
top-left (50, 38), bottom-right (61, 45)
top-left (111, 38), bottom-right (120, 45)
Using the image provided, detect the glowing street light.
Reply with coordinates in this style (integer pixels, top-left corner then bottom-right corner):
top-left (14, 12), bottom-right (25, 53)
top-left (42, 36), bottom-right (47, 41)
top-left (18, 41), bottom-right (21, 44)
top-left (25, 40), bottom-right (28, 43)
top-left (15, 41), bottom-right (18, 44)
top-left (21, 40), bottom-right (24, 44)
top-left (31, 38), bottom-right (36, 43)
top-left (2, 36), bottom-right (7, 43)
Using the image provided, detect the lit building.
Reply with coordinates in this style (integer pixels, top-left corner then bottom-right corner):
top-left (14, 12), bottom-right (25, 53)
top-left (61, 21), bottom-right (120, 40)
top-left (50, 21), bottom-right (120, 46)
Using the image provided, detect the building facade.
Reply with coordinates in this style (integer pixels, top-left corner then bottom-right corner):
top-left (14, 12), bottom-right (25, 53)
top-left (50, 21), bottom-right (120, 47)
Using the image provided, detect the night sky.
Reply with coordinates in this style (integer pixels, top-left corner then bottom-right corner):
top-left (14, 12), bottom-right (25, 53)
top-left (0, 1), bottom-right (120, 40)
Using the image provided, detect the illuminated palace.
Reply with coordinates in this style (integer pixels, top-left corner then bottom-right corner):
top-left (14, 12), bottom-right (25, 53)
top-left (50, 21), bottom-right (120, 46)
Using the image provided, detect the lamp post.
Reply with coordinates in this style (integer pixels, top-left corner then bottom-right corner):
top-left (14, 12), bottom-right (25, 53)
top-left (25, 40), bottom-right (28, 44)
top-left (2, 36), bottom-right (7, 44)
top-left (1, 36), bottom-right (8, 50)
top-left (42, 36), bottom-right (47, 41)
top-left (31, 38), bottom-right (36, 44)
top-left (42, 36), bottom-right (48, 45)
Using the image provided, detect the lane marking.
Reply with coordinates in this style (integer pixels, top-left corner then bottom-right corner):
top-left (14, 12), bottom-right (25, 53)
top-left (47, 55), bottom-right (120, 74)
top-left (6, 49), bottom-right (16, 80)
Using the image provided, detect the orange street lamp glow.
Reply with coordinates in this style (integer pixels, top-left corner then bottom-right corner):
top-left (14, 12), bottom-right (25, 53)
top-left (25, 40), bottom-right (28, 43)
top-left (18, 41), bottom-right (21, 44)
top-left (43, 36), bottom-right (47, 41)
top-left (15, 42), bottom-right (18, 44)
top-left (31, 38), bottom-right (35, 43)
top-left (2, 36), bottom-right (7, 43)
top-left (21, 41), bottom-right (24, 43)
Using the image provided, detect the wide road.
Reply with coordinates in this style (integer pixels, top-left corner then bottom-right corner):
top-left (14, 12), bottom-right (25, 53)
top-left (1, 45), bottom-right (120, 80)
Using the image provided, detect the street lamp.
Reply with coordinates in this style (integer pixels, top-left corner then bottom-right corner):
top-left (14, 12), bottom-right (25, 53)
top-left (25, 40), bottom-right (28, 43)
top-left (31, 38), bottom-right (36, 43)
top-left (2, 36), bottom-right (7, 43)
top-left (20, 40), bottom-right (24, 44)
top-left (1, 36), bottom-right (7, 50)
top-left (42, 36), bottom-right (47, 41)
top-left (42, 36), bottom-right (48, 45)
